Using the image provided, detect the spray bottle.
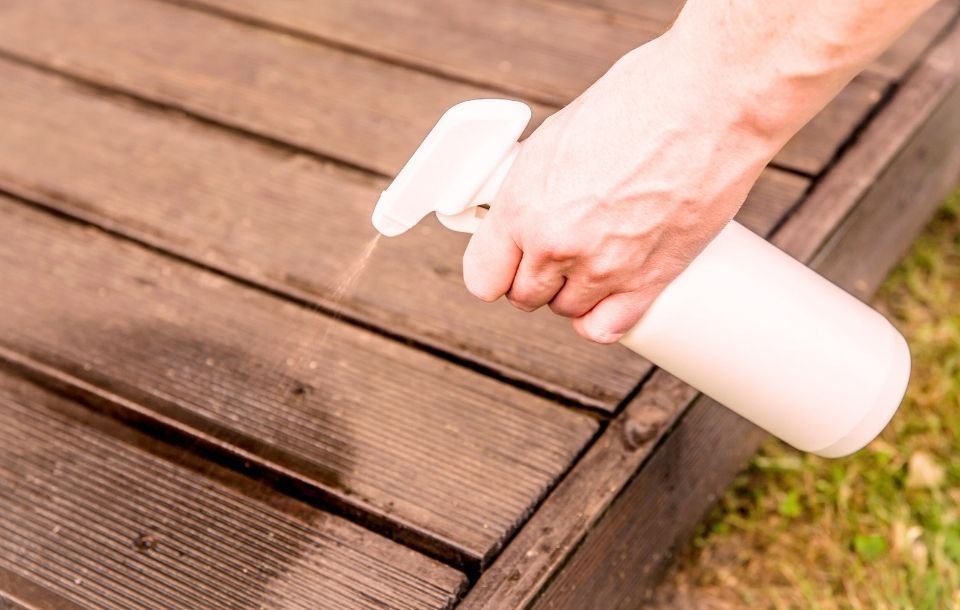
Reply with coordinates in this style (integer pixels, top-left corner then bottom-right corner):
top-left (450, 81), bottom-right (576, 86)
top-left (372, 99), bottom-right (910, 458)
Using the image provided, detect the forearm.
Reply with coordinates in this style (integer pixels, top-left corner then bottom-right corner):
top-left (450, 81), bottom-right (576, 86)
top-left (463, 0), bottom-right (938, 343)
top-left (652, 0), bottom-right (938, 155)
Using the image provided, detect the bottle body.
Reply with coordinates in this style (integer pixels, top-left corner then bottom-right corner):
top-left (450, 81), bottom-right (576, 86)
top-left (620, 221), bottom-right (910, 457)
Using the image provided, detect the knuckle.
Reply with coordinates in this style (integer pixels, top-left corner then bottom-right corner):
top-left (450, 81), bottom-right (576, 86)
top-left (531, 234), bottom-right (578, 264)
top-left (586, 256), bottom-right (619, 283)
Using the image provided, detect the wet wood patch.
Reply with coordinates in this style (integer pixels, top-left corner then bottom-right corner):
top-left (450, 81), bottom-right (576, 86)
top-left (0, 195), bottom-right (597, 569)
top-left (0, 368), bottom-right (467, 610)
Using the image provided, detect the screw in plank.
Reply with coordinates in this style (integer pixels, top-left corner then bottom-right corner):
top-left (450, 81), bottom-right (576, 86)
top-left (622, 418), bottom-right (660, 450)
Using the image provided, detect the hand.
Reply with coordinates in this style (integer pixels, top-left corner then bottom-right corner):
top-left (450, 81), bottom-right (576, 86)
top-left (462, 35), bottom-right (778, 344)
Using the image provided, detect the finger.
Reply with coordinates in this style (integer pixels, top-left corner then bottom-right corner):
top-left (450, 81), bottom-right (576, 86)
top-left (462, 208), bottom-right (522, 302)
top-left (572, 291), bottom-right (653, 344)
top-left (548, 276), bottom-right (609, 318)
top-left (506, 254), bottom-right (566, 312)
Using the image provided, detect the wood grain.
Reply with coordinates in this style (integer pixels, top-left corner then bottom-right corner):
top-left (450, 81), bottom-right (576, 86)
top-left (530, 395), bottom-right (765, 610)
top-left (813, 67), bottom-right (960, 298)
top-left (0, 56), bottom-right (807, 411)
top-left (184, 0), bottom-right (889, 175)
top-left (461, 21), bottom-right (960, 608)
top-left (175, 0), bottom-right (663, 105)
top-left (0, 0), bottom-right (541, 178)
top-left (870, 0), bottom-right (960, 82)
top-left (0, 368), bottom-right (467, 610)
top-left (0, 195), bottom-right (598, 569)
top-left (566, 0), bottom-right (959, 85)
top-left (459, 370), bottom-right (699, 609)
top-left (777, 23), bottom-right (960, 263)
top-left (0, 0), bottom-right (877, 177)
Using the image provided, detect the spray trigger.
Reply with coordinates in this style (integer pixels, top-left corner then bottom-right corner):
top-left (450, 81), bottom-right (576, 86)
top-left (372, 99), bottom-right (531, 236)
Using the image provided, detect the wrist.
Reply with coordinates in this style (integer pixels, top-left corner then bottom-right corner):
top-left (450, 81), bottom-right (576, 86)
top-left (652, 8), bottom-right (870, 156)
top-left (610, 35), bottom-right (785, 177)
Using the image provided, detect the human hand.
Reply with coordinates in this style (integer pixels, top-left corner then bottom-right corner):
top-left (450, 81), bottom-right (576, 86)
top-left (462, 35), bottom-right (779, 344)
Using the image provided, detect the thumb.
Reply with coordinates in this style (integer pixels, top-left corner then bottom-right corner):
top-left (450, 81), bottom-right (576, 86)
top-left (572, 292), bottom-right (651, 344)
top-left (462, 206), bottom-right (521, 302)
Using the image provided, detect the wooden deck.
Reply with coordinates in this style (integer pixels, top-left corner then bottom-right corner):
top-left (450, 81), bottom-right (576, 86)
top-left (1, 1), bottom-right (959, 608)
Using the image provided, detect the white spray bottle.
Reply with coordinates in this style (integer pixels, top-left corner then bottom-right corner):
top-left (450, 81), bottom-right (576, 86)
top-left (372, 99), bottom-right (910, 458)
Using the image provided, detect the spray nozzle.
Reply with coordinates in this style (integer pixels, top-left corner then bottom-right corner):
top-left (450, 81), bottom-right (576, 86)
top-left (372, 99), bottom-right (531, 236)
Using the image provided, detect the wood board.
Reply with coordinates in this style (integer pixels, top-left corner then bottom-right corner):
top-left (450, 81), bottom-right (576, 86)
top-left (0, 367), bottom-right (467, 610)
top-left (0, 194), bottom-right (599, 570)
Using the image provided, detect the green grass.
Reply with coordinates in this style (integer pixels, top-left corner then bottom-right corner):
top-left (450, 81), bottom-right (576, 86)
top-left (657, 191), bottom-right (960, 610)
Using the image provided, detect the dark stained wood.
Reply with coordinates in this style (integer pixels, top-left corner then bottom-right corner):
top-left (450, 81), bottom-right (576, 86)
top-left (0, 0), bottom-right (952, 605)
top-left (0, 195), bottom-right (598, 569)
top-left (0, 0), bottom-right (880, 177)
top-left (0, 368), bottom-right (467, 610)
top-left (459, 370), bottom-right (699, 609)
top-left (0, 56), bottom-right (807, 411)
top-left (460, 21), bottom-right (960, 609)
top-left (531, 396), bottom-right (764, 610)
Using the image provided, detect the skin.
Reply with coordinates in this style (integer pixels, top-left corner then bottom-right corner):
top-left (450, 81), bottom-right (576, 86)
top-left (462, 0), bottom-right (938, 344)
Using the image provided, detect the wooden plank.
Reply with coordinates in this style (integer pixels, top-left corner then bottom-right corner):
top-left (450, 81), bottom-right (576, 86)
top-left (0, 195), bottom-right (598, 569)
top-left (530, 395), bottom-right (764, 610)
top-left (777, 74), bottom-right (885, 176)
top-left (459, 370), bottom-right (699, 609)
top-left (559, 0), bottom-right (684, 25)
top-left (778, 22), bottom-right (960, 263)
top-left (0, 0), bottom-right (548, 178)
top-left (870, 0), bottom-right (960, 82)
top-left (460, 21), bottom-right (960, 609)
top-left (0, 56), bottom-right (807, 411)
top-left (0, 368), bottom-right (467, 610)
top-left (565, 0), bottom-right (960, 84)
top-left (812, 59), bottom-right (960, 298)
top-left (0, 0), bottom-right (873, 177)
top-left (173, 0), bottom-right (663, 105)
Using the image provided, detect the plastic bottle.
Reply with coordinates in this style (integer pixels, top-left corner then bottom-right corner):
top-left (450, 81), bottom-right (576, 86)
top-left (372, 99), bottom-right (910, 457)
